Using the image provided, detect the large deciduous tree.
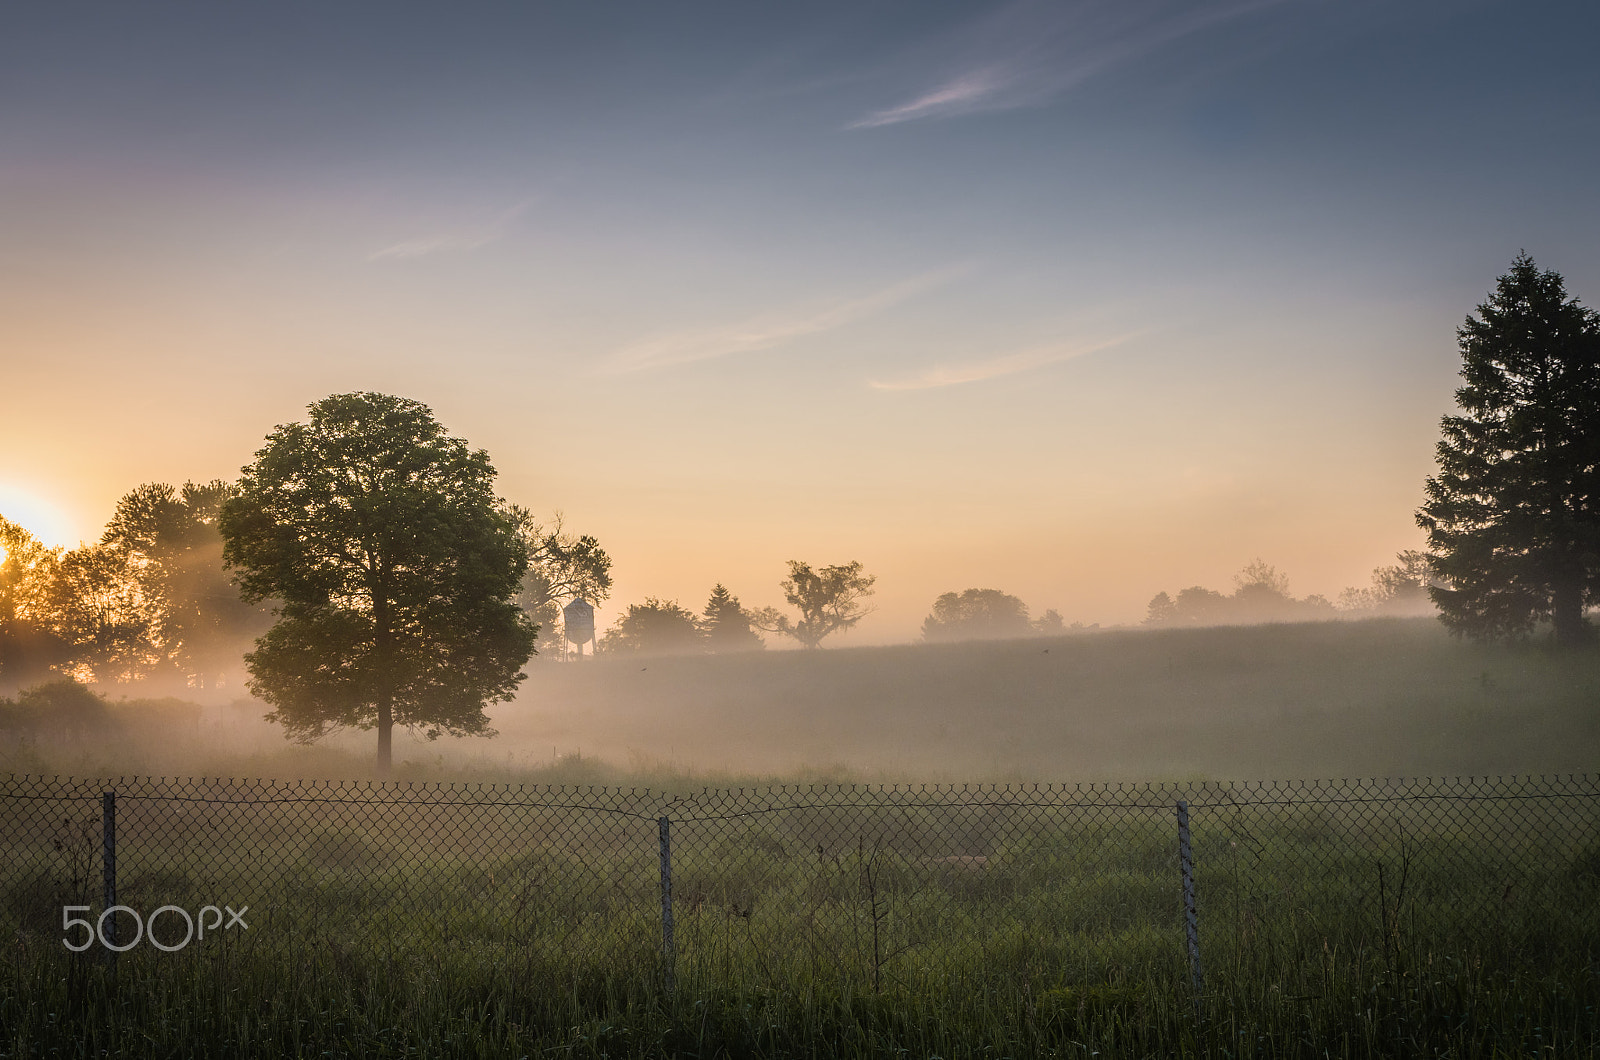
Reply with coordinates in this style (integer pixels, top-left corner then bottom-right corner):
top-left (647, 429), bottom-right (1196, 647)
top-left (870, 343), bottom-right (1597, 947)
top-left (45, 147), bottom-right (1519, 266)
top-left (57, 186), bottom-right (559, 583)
top-left (754, 560), bottom-right (876, 648)
top-left (1417, 254), bottom-right (1600, 645)
top-left (220, 392), bottom-right (536, 772)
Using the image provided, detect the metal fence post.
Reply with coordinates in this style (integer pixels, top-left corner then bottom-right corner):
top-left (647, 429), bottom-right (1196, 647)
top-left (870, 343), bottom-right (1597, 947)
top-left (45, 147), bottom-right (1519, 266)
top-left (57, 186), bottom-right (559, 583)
top-left (658, 816), bottom-right (675, 995)
top-left (102, 790), bottom-right (117, 957)
top-left (1177, 799), bottom-right (1203, 1000)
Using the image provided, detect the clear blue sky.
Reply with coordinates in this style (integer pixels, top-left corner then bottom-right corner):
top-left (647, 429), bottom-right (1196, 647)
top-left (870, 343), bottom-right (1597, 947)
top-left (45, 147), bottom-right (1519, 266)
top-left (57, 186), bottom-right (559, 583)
top-left (3, 0), bottom-right (1598, 638)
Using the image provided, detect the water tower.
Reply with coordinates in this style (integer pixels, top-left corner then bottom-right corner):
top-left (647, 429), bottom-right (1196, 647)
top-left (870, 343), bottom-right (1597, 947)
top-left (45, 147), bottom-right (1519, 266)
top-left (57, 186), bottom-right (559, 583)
top-left (562, 597), bottom-right (595, 659)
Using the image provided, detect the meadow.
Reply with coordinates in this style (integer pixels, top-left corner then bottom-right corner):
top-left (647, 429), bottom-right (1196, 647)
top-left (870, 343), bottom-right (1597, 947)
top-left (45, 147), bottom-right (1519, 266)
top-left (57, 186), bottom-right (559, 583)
top-left (2, 617), bottom-right (1598, 1057)
top-left (6, 616), bottom-right (1594, 785)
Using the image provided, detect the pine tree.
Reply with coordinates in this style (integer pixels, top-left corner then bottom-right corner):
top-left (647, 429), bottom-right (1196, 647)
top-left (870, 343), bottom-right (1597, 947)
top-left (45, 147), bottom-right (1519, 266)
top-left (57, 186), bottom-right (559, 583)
top-left (1416, 254), bottom-right (1600, 645)
top-left (701, 584), bottom-right (763, 652)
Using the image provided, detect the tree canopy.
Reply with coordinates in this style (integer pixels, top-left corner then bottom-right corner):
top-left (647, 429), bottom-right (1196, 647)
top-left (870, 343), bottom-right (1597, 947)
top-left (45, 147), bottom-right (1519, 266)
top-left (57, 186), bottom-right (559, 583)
top-left (754, 560), bottom-right (876, 648)
top-left (921, 588), bottom-right (1033, 642)
top-left (599, 598), bottom-right (705, 656)
top-left (1417, 254), bottom-right (1600, 645)
top-left (99, 480), bottom-right (270, 687)
top-left (219, 392), bottom-right (535, 772)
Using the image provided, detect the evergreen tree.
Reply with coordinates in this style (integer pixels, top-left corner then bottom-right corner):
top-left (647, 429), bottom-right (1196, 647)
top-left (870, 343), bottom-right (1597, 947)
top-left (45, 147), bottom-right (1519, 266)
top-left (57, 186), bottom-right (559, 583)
top-left (1417, 254), bottom-right (1600, 645)
top-left (701, 584), bottom-right (762, 652)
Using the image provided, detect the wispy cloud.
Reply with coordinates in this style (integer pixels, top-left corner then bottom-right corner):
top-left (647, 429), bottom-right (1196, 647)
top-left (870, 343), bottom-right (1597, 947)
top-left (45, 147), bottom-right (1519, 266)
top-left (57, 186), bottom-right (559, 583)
top-left (606, 266), bottom-right (971, 374)
top-left (868, 332), bottom-right (1138, 391)
top-left (367, 200), bottom-right (533, 261)
top-left (850, 0), bottom-right (1288, 129)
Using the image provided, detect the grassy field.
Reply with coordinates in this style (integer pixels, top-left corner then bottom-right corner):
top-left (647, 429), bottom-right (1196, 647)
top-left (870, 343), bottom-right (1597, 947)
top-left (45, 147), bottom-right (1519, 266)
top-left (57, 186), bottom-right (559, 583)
top-left (5, 616), bottom-right (1598, 784)
top-left (3, 617), bottom-right (1598, 1056)
top-left (3, 774), bottom-right (1598, 1058)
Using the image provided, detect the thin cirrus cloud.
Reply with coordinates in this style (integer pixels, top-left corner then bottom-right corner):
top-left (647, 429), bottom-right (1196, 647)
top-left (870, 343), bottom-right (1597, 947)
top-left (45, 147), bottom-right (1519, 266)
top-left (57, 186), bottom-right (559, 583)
top-left (605, 265), bottom-right (971, 375)
top-left (367, 200), bottom-right (534, 262)
top-left (849, 0), bottom-right (1289, 129)
top-left (868, 332), bottom-right (1139, 391)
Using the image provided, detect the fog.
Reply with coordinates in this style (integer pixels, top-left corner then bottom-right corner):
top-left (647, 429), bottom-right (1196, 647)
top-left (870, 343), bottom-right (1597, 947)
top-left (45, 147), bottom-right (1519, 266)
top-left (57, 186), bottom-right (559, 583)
top-left (7, 618), bottom-right (1594, 785)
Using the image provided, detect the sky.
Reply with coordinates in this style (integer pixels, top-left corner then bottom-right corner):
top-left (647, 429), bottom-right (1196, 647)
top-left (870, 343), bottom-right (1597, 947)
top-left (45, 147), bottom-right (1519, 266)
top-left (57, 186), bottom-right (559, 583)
top-left (3, 0), bottom-right (1599, 643)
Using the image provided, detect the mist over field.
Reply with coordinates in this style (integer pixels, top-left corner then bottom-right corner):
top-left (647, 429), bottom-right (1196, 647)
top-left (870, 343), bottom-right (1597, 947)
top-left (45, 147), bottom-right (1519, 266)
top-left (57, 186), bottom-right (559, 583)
top-left (6, 618), bottom-right (1595, 785)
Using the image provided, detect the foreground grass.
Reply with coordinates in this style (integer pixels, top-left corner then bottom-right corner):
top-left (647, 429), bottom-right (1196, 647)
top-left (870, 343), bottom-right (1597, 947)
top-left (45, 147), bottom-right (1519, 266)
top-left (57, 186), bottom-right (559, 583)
top-left (4, 941), bottom-right (1596, 1058)
top-left (4, 774), bottom-right (1598, 1057)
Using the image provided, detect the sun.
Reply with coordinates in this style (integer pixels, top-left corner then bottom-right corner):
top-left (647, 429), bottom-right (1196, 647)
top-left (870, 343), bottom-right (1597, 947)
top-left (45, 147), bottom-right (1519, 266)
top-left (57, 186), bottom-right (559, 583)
top-left (0, 481), bottom-right (78, 549)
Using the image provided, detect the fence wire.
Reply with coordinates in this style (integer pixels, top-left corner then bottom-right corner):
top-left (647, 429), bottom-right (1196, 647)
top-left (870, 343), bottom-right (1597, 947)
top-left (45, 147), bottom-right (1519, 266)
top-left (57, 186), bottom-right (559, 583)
top-left (2, 774), bottom-right (1597, 1002)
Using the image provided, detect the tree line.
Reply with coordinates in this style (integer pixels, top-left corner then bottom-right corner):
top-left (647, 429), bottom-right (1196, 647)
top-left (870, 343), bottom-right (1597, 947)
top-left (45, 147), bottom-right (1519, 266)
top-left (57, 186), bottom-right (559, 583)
top-left (3, 252), bottom-right (1594, 771)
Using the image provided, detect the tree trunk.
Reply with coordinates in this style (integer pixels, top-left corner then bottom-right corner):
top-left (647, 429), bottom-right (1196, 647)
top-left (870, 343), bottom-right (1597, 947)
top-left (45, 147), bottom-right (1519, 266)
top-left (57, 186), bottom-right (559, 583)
top-left (1551, 579), bottom-right (1587, 647)
top-left (376, 694), bottom-right (393, 776)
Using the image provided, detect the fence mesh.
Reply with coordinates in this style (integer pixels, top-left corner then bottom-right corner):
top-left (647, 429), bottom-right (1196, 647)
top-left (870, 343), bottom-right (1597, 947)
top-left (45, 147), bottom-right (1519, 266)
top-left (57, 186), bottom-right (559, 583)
top-left (3, 774), bottom-right (1598, 1005)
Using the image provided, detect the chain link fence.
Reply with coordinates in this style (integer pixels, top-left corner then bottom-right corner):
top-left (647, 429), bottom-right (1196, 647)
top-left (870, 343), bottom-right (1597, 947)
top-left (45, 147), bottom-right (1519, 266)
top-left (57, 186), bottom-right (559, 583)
top-left (3, 774), bottom-right (1598, 1005)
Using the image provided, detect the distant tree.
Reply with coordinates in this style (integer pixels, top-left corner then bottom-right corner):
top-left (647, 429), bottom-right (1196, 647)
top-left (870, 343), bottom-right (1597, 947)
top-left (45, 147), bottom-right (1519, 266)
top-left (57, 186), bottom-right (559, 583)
top-left (0, 516), bottom-right (68, 689)
top-left (753, 560), bottom-right (876, 649)
top-left (1337, 550), bottom-right (1433, 614)
top-left (701, 584), bottom-right (763, 652)
top-left (1171, 586), bottom-right (1228, 625)
top-left (504, 508), bottom-right (613, 656)
top-left (1144, 591), bottom-right (1177, 626)
top-left (1417, 254), bottom-right (1600, 645)
top-left (1032, 609), bottom-right (1066, 634)
top-left (1144, 562), bottom-right (1334, 628)
top-left (921, 588), bottom-right (1033, 642)
top-left (219, 392), bottom-right (535, 773)
top-left (41, 543), bottom-right (160, 683)
top-left (100, 481), bottom-right (271, 687)
top-left (599, 598), bottom-right (705, 655)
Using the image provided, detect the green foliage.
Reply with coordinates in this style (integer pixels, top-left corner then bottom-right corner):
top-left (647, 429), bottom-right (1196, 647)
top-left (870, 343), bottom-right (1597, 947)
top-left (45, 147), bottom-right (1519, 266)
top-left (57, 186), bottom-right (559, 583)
top-left (1418, 253), bottom-right (1600, 645)
top-left (701, 583), bottom-right (763, 652)
top-left (755, 560), bottom-right (876, 649)
top-left (921, 588), bottom-right (1032, 642)
top-left (219, 392), bottom-right (535, 771)
top-left (600, 597), bottom-right (705, 655)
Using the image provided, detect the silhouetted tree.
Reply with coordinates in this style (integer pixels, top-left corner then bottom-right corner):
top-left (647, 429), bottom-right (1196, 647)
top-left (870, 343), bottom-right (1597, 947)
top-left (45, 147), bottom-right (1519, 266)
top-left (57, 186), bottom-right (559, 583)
top-left (921, 588), bottom-right (1033, 642)
top-left (41, 543), bottom-right (159, 683)
top-left (1032, 609), bottom-right (1066, 634)
top-left (754, 560), bottom-right (876, 648)
top-left (1144, 561), bottom-right (1333, 627)
top-left (0, 516), bottom-right (69, 689)
top-left (504, 508), bottom-right (613, 655)
top-left (220, 392), bottom-right (535, 773)
top-left (1417, 254), bottom-right (1600, 645)
top-left (100, 481), bottom-right (271, 687)
top-left (599, 598), bottom-right (705, 655)
top-left (1337, 550), bottom-right (1433, 614)
top-left (701, 584), bottom-right (763, 652)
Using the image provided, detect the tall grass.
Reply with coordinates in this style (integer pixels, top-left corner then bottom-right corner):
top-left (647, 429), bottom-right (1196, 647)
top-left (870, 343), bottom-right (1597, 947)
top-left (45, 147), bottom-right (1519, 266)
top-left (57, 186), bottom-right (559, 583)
top-left (4, 776), bottom-right (1598, 1057)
